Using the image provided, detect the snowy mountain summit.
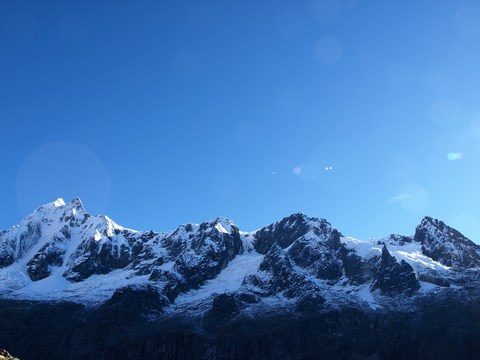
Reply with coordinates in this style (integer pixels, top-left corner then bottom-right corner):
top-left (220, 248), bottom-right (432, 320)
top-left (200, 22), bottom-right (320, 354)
top-left (3, 198), bottom-right (480, 359)
top-left (1, 198), bottom-right (479, 312)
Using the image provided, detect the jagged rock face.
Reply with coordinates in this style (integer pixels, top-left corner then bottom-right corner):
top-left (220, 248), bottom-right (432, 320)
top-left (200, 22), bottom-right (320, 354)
top-left (0, 238), bottom-right (15, 268)
top-left (0, 198), bottom-right (126, 283)
top-left (64, 238), bottom-right (132, 282)
top-left (3, 200), bottom-right (162, 283)
top-left (151, 219), bottom-right (244, 299)
top-left (0, 222), bottom-right (42, 268)
top-left (249, 214), bottom-right (345, 291)
top-left (340, 247), bottom-right (374, 285)
top-left (15, 223), bottom-right (43, 257)
top-left (253, 213), bottom-right (313, 254)
top-left (64, 217), bottom-right (244, 288)
top-left (384, 234), bottom-right (412, 246)
top-left (244, 244), bottom-right (319, 298)
top-left (288, 234), bottom-right (343, 281)
top-left (415, 217), bottom-right (480, 268)
top-left (27, 236), bottom-right (66, 281)
top-left (0, 199), bottom-right (86, 272)
top-left (246, 214), bottom-right (420, 296)
top-left (149, 269), bottom-right (181, 302)
top-left (371, 246), bottom-right (420, 295)
top-left (127, 230), bottom-right (164, 275)
top-left (161, 225), bottom-right (191, 259)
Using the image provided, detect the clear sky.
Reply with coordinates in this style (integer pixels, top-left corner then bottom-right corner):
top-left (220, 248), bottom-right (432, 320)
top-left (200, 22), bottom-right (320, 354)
top-left (2, 0), bottom-right (480, 242)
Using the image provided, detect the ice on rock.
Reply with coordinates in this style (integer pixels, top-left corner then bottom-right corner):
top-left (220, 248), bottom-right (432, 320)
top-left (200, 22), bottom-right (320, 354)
top-left (0, 199), bottom-right (479, 309)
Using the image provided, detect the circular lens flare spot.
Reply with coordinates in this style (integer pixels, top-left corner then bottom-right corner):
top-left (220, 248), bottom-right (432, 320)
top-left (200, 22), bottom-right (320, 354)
top-left (293, 167), bottom-right (302, 175)
top-left (447, 152), bottom-right (463, 161)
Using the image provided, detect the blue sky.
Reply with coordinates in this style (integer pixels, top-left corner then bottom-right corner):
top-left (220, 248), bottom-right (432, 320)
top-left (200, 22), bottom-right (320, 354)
top-left (2, 0), bottom-right (480, 242)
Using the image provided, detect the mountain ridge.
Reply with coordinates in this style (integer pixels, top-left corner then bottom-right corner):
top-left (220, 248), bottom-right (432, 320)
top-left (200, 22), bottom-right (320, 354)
top-left (2, 198), bottom-right (480, 359)
top-left (1, 197), bottom-right (478, 311)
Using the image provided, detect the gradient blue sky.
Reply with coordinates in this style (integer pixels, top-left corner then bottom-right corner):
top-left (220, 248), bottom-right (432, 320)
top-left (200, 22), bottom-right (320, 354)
top-left (2, 0), bottom-right (480, 241)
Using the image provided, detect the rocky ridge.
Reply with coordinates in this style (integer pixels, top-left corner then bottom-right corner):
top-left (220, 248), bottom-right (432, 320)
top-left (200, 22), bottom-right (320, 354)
top-left (1, 198), bottom-right (480, 359)
top-left (0, 198), bottom-right (478, 313)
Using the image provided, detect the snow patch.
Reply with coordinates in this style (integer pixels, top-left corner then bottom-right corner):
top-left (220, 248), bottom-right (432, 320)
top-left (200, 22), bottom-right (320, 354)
top-left (341, 236), bottom-right (450, 273)
top-left (215, 223), bottom-right (229, 234)
top-left (419, 281), bottom-right (441, 293)
top-left (356, 285), bottom-right (382, 310)
top-left (340, 237), bottom-right (383, 259)
top-left (53, 198), bottom-right (66, 207)
top-left (0, 268), bottom-right (151, 305)
top-left (212, 217), bottom-right (234, 234)
top-left (175, 253), bottom-right (264, 305)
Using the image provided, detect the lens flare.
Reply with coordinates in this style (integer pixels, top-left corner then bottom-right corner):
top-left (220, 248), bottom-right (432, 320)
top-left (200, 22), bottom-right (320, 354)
top-left (293, 167), bottom-right (302, 175)
top-left (447, 152), bottom-right (463, 161)
top-left (388, 183), bottom-right (429, 214)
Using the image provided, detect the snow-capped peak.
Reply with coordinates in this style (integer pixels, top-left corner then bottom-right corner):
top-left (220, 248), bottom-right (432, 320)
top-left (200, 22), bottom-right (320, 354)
top-left (414, 216), bottom-right (480, 268)
top-left (211, 217), bottom-right (236, 234)
top-left (68, 197), bottom-right (85, 210)
top-left (26, 197), bottom-right (87, 221)
top-left (53, 198), bottom-right (66, 207)
top-left (1, 199), bottom-right (480, 312)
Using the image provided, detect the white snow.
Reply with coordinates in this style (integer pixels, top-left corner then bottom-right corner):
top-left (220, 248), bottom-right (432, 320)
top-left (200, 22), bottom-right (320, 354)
top-left (158, 261), bottom-right (175, 271)
top-left (1, 268), bottom-right (150, 304)
top-left (53, 198), bottom-right (66, 207)
top-left (418, 281), bottom-right (440, 293)
top-left (0, 198), bottom-right (139, 304)
top-left (215, 223), bottom-right (229, 234)
top-left (340, 237), bottom-right (383, 259)
top-left (356, 285), bottom-right (382, 309)
top-left (240, 231), bottom-right (256, 252)
top-left (175, 252), bottom-right (264, 304)
top-left (0, 198), bottom-right (469, 308)
top-left (213, 217), bottom-right (234, 234)
top-left (340, 236), bottom-right (451, 273)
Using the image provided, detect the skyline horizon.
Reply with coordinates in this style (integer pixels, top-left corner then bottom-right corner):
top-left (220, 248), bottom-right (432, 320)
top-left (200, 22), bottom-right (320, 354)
top-left (5, 195), bottom-right (473, 243)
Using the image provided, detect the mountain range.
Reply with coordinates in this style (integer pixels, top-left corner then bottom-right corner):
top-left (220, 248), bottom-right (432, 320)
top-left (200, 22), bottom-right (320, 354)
top-left (1, 198), bottom-right (480, 359)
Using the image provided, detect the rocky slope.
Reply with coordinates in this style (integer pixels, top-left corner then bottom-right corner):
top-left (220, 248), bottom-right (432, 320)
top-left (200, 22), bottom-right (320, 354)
top-left (1, 198), bottom-right (480, 359)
